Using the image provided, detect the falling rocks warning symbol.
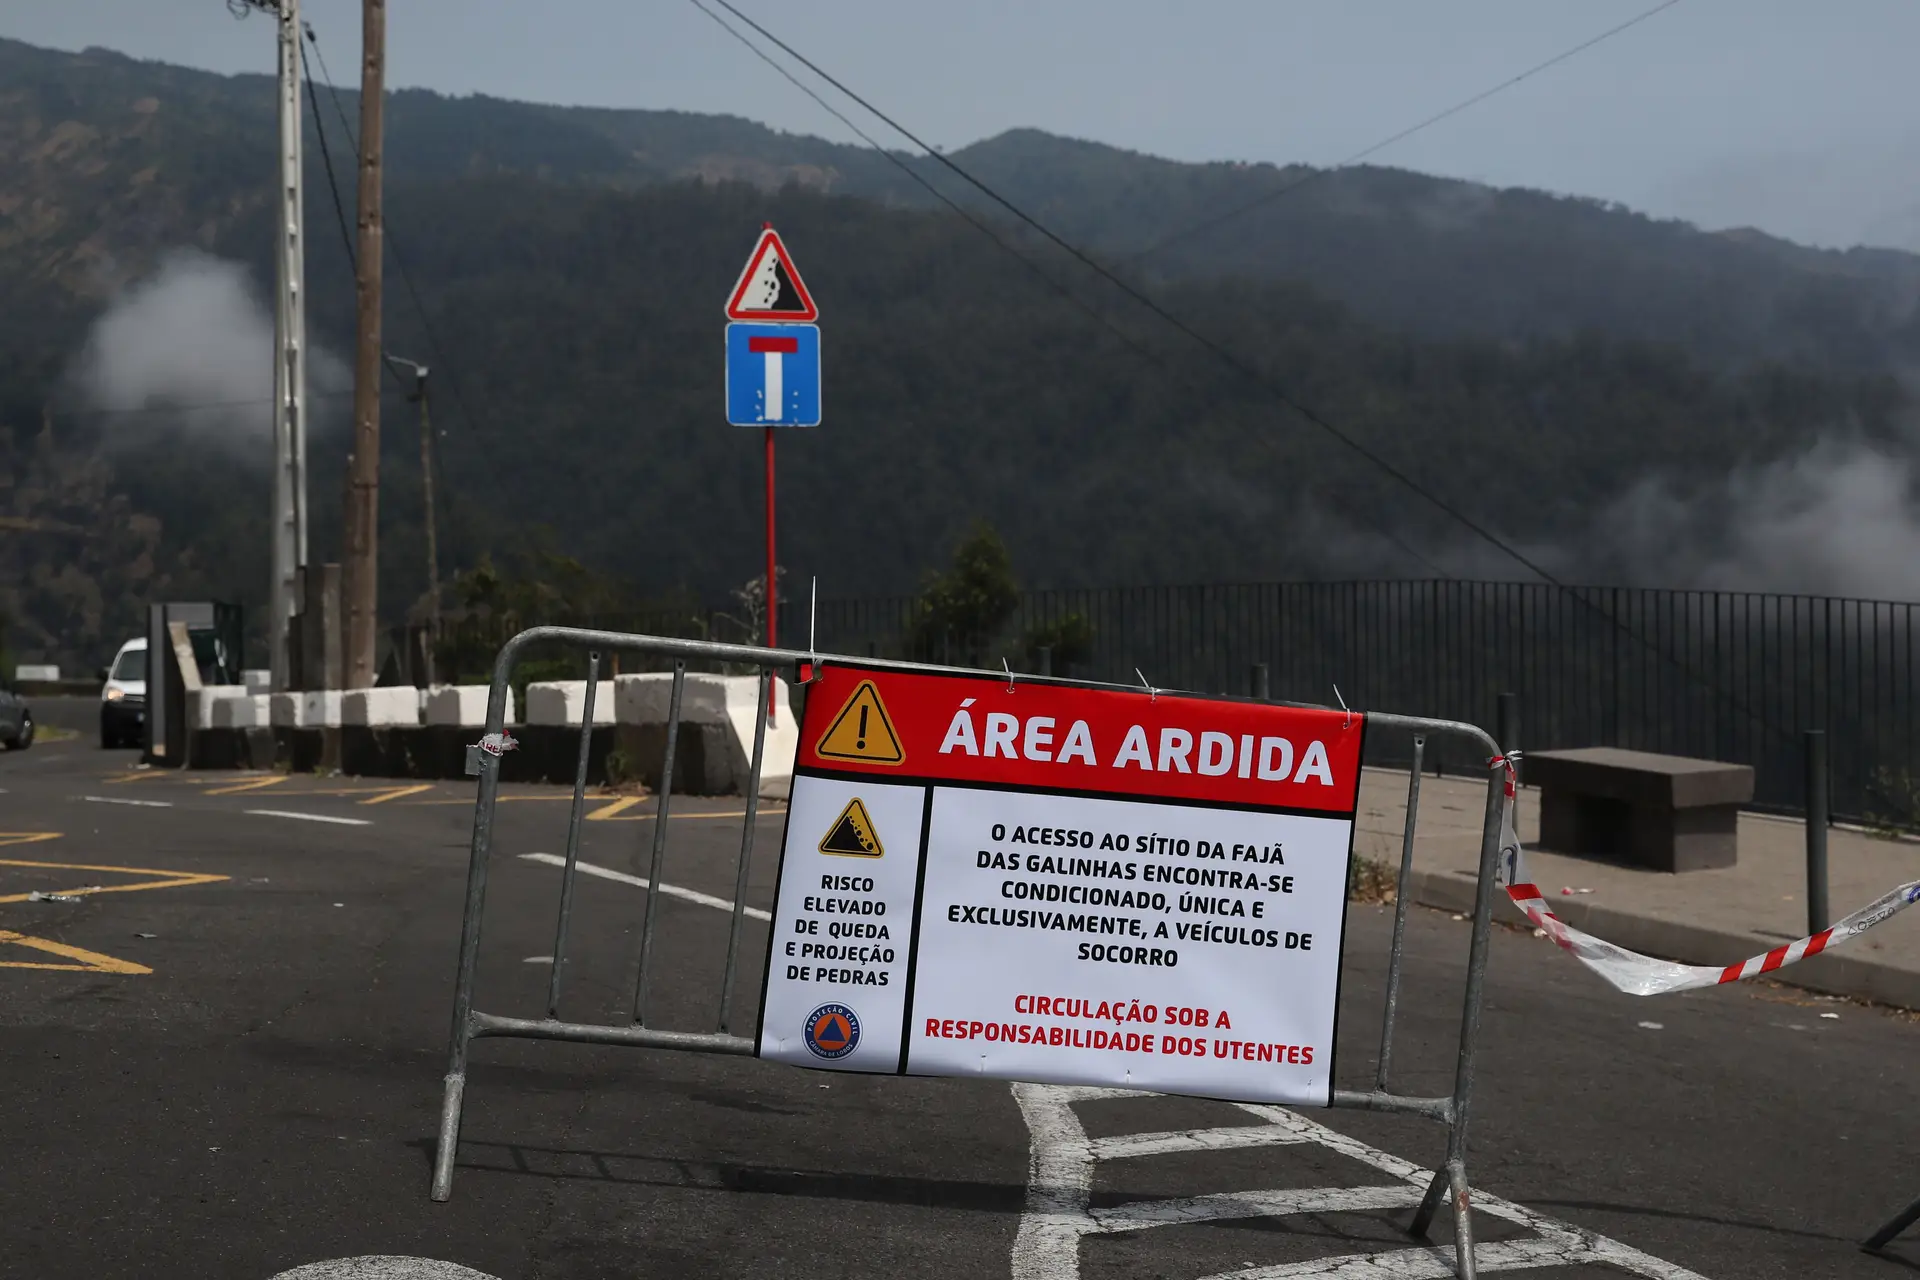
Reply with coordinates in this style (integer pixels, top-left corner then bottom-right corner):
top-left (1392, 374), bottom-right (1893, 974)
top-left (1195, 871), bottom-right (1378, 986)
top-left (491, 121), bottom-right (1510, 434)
top-left (820, 798), bottom-right (883, 858)
top-left (748, 255), bottom-right (802, 313)
top-left (724, 228), bottom-right (820, 322)
top-left (814, 680), bottom-right (904, 765)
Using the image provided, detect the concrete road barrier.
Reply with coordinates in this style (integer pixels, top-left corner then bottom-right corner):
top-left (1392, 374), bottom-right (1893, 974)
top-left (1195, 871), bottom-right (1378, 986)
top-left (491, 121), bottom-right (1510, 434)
top-left (184, 674), bottom-right (791, 795)
top-left (611, 672), bottom-right (678, 722)
top-left (526, 680), bottom-right (615, 726)
top-left (209, 692), bottom-right (272, 729)
top-left (189, 686), bottom-right (250, 730)
top-left (610, 672), bottom-right (796, 797)
top-left (269, 690), bottom-right (345, 729)
top-left (303, 690), bottom-right (343, 727)
top-left (342, 687), bottom-right (423, 727)
top-left (423, 685), bottom-right (516, 727)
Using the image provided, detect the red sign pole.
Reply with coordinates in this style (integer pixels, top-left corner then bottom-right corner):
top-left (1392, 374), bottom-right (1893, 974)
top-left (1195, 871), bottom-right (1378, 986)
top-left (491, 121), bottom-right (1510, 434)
top-left (746, 333), bottom-right (799, 659)
top-left (764, 424), bottom-right (778, 724)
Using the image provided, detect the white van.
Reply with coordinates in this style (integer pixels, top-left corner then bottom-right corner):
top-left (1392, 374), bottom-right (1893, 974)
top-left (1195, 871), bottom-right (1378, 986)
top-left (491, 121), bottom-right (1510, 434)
top-left (100, 637), bottom-right (147, 749)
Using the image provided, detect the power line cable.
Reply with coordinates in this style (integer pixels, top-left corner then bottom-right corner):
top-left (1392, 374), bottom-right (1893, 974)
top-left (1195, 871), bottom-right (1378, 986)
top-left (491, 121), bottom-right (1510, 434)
top-left (304, 22), bottom-right (488, 443)
top-left (688, 0), bottom-right (1449, 580)
top-left (687, 0), bottom-right (1167, 364)
top-left (1130, 0), bottom-right (1684, 262)
top-left (298, 35), bottom-right (358, 275)
top-left (300, 29), bottom-right (419, 397)
top-left (301, 26), bottom-right (357, 148)
top-left (710, 0), bottom-right (1537, 581)
top-left (703, 0), bottom-right (1815, 746)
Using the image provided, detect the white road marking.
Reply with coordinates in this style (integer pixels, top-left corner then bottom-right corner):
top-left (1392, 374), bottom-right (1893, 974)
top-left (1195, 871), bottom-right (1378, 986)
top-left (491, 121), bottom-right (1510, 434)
top-left (245, 809), bottom-right (371, 826)
top-left (519, 852), bottom-right (771, 921)
top-left (81, 794), bottom-right (173, 808)
top-left (268, 1259), bottom-right (501, 1279)
top-left (1011, 1084), bottom-right (1711, 1280)
top-left (1090, 1123), bottom-right (1310, 1161)
top-left (1093, 1184), bottom-right (1425, 1232)
top-left (1232, 1236), bottom-right (1610, 1278)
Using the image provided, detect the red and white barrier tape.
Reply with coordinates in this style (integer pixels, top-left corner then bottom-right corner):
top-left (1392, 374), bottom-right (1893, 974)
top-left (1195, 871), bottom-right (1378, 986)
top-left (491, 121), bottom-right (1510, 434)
top-left (1491, 755), bottom-right (1920, 996)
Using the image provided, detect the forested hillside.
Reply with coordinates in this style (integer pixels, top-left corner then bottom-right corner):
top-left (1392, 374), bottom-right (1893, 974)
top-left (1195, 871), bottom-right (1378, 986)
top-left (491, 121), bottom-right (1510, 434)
top-left (1, 37), bottom-right (1914, 668)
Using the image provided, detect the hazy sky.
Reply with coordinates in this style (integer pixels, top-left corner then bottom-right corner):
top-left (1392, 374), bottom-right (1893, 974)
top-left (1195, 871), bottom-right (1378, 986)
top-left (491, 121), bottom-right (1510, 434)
top-left (9, 1), bottom-right (1920, 251)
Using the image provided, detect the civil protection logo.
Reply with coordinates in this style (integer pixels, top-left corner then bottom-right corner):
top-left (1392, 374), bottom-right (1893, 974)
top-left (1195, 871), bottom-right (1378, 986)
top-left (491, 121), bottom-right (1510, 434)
top-left (803, 1003), bottom-right (860, 1060)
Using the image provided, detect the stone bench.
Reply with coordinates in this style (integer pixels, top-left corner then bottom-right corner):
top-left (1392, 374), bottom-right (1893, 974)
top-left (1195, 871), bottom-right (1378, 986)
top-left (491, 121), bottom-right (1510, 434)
top-left (1526, 747), bottom-right (1755, 872)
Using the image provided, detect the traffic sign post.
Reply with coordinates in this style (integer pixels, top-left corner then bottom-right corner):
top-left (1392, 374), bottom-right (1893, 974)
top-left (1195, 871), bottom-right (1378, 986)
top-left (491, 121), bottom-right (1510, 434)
top-left (725, 227), bottom-right (820, 324)
top-left (726, 323), bottom-right (821, 427)
top-left (723, 226), bottom-right (821, 662)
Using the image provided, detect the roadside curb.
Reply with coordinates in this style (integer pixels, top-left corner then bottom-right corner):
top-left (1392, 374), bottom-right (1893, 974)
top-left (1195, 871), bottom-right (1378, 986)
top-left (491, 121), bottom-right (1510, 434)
top-left (1402, 867), bottom-right (1920, 1012)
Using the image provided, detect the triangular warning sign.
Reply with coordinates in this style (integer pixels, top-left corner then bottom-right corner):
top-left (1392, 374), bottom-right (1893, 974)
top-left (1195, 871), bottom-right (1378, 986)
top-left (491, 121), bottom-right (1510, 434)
top-left (820, 798), bottom-right (883, 858)
top-left (725, 227), bottom-right (820, 322)
top-left (814, 680), bottom-right (904, 765)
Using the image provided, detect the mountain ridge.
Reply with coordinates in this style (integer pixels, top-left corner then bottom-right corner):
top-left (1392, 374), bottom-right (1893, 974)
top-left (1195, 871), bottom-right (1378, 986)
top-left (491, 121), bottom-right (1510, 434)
top-left (1, 35), bottom-right (1915, 669)
top-left (7, 34), bottom-right (1919, 377)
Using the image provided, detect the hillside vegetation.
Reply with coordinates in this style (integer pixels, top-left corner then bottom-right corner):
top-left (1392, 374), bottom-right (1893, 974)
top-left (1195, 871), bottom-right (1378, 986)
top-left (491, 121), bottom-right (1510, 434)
top-left (0, 37), bottom-right (1912, 667)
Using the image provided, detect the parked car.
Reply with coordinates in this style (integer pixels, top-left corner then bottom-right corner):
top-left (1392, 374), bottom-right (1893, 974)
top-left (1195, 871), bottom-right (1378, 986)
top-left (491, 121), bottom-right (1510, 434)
top-left (0, 675), bottom-right (31, 750)
top-left (100, 637), bottom-right (148, 750)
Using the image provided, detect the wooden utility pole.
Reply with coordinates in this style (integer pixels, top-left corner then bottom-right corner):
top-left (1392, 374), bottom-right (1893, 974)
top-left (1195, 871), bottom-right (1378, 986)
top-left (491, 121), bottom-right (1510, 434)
top-left (389, 356), bottom-right (439, 684)
top-left (342, 0), bottom-right (386, 689)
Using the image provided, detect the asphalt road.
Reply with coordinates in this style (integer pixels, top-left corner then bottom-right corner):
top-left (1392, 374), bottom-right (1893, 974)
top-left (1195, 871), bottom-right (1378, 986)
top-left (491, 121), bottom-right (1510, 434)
top-left (3, 726), bottom-right (1917, 1279)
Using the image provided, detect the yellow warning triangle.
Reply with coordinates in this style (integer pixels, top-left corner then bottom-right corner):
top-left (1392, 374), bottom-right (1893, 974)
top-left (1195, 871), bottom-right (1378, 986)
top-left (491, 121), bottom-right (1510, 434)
top-left (815, 680), bottom-right (904, 765)
top-left (819, 798), bottom-right (884, 858)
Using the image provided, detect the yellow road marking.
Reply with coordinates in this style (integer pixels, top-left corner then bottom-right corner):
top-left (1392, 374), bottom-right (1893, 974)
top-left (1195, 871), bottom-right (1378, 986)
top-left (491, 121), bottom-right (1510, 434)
top-left (106, 772), bottom-right (244, 787)
top-left (359, 783), bottom-right (435, 806)
top-left (204, 776), bottom-right (290, 796)
top-left (396, 798), bottom-right (786, 822)
top-left (578, 806), bottom-right (786, 822)
top-left (0, 930), bottom-right (150, 974)
top-left (0, 857), bottom-right (229, 905)
top-left (0, 833), bottom-right (61, 848)
top-left (1, 850), bottom-right (222, 977)
top-left (402, 795), bottom-right (569, 805)
top-left (675, 808), bottom-right (782, 820)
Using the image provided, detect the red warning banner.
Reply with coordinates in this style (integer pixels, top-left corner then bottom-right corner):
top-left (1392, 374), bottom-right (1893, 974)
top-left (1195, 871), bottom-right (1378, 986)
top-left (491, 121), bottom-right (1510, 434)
top-left (797, 665), bottom-right (1364, 814)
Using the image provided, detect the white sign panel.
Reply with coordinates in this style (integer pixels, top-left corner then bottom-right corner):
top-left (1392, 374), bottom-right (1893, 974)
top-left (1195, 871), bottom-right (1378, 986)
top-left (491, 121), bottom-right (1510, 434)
top-left (757, 776), bottom-right (924, 1073)
top-left (906, 788), bottom-right (1348, 1102)
top-left (757, 666), bottom-right (1365, 1106)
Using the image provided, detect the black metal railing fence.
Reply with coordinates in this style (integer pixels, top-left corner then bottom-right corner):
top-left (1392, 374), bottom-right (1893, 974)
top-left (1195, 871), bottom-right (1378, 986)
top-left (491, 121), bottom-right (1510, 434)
top-left (780, 580), bottom-right (1920, 823)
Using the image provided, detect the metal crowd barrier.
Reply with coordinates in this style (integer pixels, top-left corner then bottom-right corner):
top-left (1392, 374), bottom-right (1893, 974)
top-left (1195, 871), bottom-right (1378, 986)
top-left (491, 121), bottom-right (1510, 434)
top-left (431, 626), bottom-right (1509, 1279)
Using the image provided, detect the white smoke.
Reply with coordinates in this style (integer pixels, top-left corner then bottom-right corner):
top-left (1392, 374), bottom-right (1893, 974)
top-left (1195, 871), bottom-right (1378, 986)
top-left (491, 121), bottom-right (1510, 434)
top-left (1577, 439), bottom-right (1920, 601)
top-left (1290, 437), bottom-right (1920, 602)
top-left (71, 250), bottom-right (346, 452)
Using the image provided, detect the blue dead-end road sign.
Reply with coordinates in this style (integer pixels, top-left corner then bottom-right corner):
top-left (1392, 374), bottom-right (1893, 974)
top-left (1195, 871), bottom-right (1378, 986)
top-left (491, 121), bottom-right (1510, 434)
top-left (727, 322), bottom-right (821, 427)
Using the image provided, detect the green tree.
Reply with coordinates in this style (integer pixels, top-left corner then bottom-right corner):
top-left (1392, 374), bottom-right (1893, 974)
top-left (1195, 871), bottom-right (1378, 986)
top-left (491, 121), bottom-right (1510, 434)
top-left (912, 523), bottom-right (1020, 667)
top-left (431, 544), bottom-right (704, 686)
top-left (1022, 613), bottom-right (1094, 675)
